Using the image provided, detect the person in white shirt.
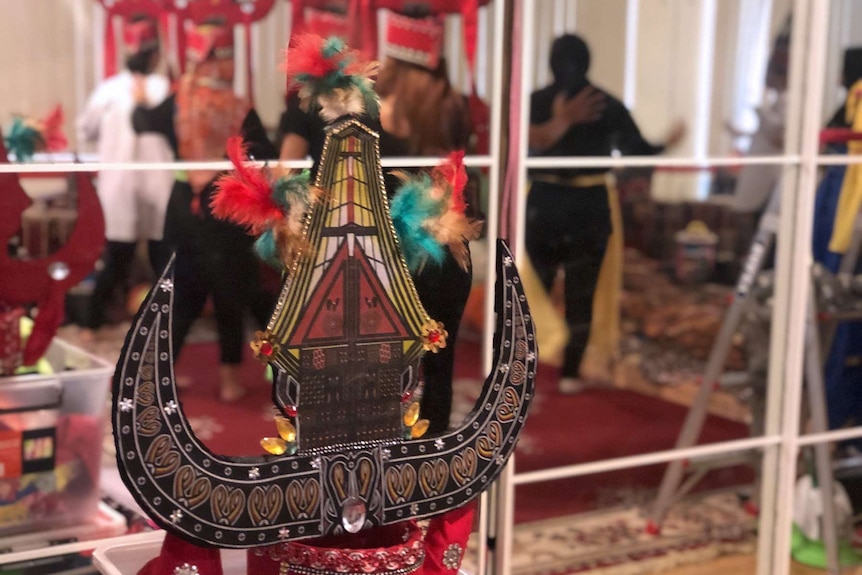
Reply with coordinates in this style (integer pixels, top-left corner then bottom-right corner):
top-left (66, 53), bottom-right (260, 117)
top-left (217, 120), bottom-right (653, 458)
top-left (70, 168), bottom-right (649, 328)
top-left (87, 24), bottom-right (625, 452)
top-left (77, 15), bottom-right (174, 333)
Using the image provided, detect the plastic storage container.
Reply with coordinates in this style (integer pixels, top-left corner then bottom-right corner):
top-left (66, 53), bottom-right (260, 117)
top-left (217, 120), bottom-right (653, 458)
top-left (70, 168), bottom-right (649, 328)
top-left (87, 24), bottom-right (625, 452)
top-left (93, 532), bottom-right (247, 575)
top-left (0, 338), bottom-right (112, 536)
top-left (93, 532), bottom-right (472, 575)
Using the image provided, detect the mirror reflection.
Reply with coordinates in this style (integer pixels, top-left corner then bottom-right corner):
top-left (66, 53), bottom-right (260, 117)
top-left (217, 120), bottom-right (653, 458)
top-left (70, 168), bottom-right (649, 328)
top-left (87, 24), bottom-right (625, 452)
top-left (515, 0), bottom-right (793, 526)
top-left (2, 0), bottom-right (858, 573)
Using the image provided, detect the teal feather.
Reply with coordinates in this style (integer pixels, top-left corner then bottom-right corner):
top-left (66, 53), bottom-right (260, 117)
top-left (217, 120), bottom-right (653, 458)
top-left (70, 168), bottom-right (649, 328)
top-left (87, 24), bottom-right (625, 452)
top-left (322, 37), bottom-right (345, 59)
top-left (254, 230), bottom-right (281, 270)
top-left (390, 175), bottom-right (446, 272)
top-left (4, 118), bottom-right (42, 162)
top-left (272, 170), bottom-right (311, 211)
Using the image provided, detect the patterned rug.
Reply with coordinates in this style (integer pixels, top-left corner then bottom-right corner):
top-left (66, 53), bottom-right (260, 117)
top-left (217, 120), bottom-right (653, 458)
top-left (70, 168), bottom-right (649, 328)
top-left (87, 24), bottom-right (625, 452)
top-left (461, 491), bottom-right (756, 575)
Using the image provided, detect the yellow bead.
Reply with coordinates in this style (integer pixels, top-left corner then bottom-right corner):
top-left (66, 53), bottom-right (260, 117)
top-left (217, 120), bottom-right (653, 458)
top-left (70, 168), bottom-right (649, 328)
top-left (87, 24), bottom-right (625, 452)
top-left (403, 402), bottom-right (420, 427)
top-left (411, 419), bottom-right (430, 438)
top-left (261, 437), bottom-right (288, 455)
top-left (275, 416), bottom-right (297, 442)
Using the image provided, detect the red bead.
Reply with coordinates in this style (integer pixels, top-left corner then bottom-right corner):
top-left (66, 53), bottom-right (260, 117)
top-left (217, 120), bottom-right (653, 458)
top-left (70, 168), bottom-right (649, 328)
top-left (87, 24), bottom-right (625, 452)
top-left (260, 342), bottom-right (274, 356)
top-left (285, 404), bottom-right (297, 417)
top-left (401, 392), bottom-right (411, 404)
top-left (427, 330), bottom-right (440, 343)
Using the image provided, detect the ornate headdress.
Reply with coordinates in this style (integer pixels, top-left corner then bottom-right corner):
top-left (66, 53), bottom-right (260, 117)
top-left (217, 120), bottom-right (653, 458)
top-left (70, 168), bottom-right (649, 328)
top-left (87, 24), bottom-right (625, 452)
top-left (112, 35), bottom-right (534, 575)
top-left (384, 13), bottom-right (444, 70)
top-left (122, 16), bottom-right (160, 54)
top-left (305, 6), bottom-right (351, 41)
top-left (186, 21), bottom-right (235, 63)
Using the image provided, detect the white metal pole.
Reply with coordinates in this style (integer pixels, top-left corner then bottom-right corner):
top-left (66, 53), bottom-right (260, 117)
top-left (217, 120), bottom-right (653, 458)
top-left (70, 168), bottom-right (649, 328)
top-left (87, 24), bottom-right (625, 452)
top-left (514, 0), bottom-right (533, 261)
top-left (72, 0), bottom-right (88, 142)
top-left (756, 6), bottom-right (811, 571)
top-left (768, 1), bottom-right (831, 573)
top-left (622, 0), bottom-right (639, 109)
top-left (513, 435), bottom-right (780, 485)
top-left (478, 0), bottom-right (507, 571)
top-left (491, 1), bottom-right (533, 574)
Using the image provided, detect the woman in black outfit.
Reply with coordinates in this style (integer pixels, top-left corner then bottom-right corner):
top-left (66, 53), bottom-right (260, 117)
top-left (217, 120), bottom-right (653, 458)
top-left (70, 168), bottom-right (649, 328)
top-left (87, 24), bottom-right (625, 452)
top-left (133, 21), bottom-right (278, 402)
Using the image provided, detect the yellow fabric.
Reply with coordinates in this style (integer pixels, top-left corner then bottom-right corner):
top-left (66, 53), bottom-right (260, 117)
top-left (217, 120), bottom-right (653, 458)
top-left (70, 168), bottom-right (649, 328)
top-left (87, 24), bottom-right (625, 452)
top-left (532, 173), bottom-right (609, 188)
top-left (518, 255), bottom-right (569, 368)
top-left (520, 179), bottom-right (623, 371)
top-left (582, 186), bottom-right (623, 381)
top-left (828, 80), bottom-right (862, 254)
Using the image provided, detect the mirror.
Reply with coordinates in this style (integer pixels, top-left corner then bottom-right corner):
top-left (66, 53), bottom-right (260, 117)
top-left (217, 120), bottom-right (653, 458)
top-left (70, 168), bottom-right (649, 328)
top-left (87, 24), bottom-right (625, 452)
top-left (0, 0), bottom-right (501, 565)
top-left (516, 0), bottom-right (794, 531)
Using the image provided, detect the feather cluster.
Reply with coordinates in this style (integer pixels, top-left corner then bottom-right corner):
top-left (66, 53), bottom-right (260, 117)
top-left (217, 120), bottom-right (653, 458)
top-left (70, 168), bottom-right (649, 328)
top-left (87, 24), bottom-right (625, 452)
top-left (390, 152), bottom-right (483, 273)
top-left (283, 34), bottom-right (379, 121)
top-left (212, 136), bottom-right (321, 271)
top-left (4, 105), bottom-right (67, 162)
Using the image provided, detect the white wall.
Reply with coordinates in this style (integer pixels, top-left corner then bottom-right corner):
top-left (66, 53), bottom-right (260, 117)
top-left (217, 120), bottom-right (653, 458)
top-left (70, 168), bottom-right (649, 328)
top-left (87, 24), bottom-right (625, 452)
top-left (0, 0), bottom-right (97, 146)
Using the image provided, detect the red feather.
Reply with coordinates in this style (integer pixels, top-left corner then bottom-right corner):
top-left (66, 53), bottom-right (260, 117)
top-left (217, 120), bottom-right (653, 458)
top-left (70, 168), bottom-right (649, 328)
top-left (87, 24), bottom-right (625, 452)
top-left (434, 151), bottom-right (468, 214)
top-left (283, 34), bottom-right (341, 80)
top-left (211, 136), bottom-right (282, 233)
top-left (40, 105), bottom-right (67, 152)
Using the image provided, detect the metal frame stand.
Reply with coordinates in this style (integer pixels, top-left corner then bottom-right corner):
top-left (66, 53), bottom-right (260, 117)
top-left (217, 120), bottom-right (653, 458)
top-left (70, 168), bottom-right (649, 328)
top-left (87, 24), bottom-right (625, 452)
top-left (647, 189), bottom-right (862, 574)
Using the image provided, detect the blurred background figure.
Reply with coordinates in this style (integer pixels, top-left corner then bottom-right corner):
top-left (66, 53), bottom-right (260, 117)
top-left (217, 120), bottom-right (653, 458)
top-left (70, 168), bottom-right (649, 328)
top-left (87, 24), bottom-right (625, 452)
top-left (813, 46), bottom-right (862, 443)
top-left (77, 14), bottom-right (174, 337)
top-left (527, 33), bottom-right (684, 393)
top-left (726, 15), bottom-right (791, 216)
top-left (133, 19), bottom-right (278, 402)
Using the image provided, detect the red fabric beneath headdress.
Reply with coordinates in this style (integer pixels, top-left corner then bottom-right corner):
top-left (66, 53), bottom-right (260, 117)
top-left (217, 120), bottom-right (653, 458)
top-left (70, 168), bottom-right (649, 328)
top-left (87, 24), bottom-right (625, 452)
top-left (137, 533), bottom-right (224, 575)
top-left (246, 521), bottom-right (426, 575)
top-left (420, 503), bottom-right (475, 575)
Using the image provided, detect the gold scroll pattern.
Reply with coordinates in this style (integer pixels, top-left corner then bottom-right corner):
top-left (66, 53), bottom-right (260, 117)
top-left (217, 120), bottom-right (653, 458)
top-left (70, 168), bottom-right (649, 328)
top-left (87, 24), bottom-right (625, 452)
top-left (248, 485), bottom-right (284, 526)
top-left (144, 435), bottom-right (181, 478)
top-left (137, 380), bottom-right (155, 407)
top-left (172, 465), bottom-right (212, 509)
top-left (498, 387), bottom-right (520, 422)
top-left (136, 405), bottom-right (162, 437)
top-left (211, 484), bottom-right (246, 525)
top-left (476, 421), bottom-right (503, 460)
top-left (286, 478), bottom-right (320, 519)
top-left (450, 448), bottom-right (477, 486)
top-left (418, 460), bottom-right (448, 497)
top-left (385, 464), bottom-right (417, 503)
top-left (330, 458), bottom-right (373, 502)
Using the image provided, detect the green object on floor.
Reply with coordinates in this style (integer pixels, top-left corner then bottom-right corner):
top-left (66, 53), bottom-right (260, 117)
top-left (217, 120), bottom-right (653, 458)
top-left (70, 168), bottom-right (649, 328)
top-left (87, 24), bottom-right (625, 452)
top-left (791, 523), bottom-right (862, 568)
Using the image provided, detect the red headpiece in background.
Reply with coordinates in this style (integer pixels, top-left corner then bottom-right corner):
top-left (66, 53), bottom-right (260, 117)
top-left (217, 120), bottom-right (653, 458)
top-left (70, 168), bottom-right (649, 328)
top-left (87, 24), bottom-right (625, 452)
top-left (122, 17), bottom-right (160, 54)
top-left (384, 12), bottom-right (444, 70)
top-left (305, 7), bottom-right (351, 40)
top-left (185, 22), bottom-right (235, 64)
top-left (97, 0), bottom-right (167, 78)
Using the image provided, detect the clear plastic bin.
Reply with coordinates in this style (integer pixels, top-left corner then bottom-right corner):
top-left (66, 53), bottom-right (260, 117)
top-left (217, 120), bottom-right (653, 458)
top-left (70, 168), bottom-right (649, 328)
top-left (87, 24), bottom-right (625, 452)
top-left (93, 532), bottom-right (247, 575)
top-left (93, 532), bottom-right (471, 575)
top-left (0, 338), bottom-right (112, 535)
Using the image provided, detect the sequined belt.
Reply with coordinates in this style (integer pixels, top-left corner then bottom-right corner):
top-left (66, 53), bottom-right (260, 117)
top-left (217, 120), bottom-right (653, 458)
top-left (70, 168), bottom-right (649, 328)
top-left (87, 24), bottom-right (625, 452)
top-left (532, 173), bottom-right (610, 188)
top-left (248, 522), bottom-right (426, 575)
